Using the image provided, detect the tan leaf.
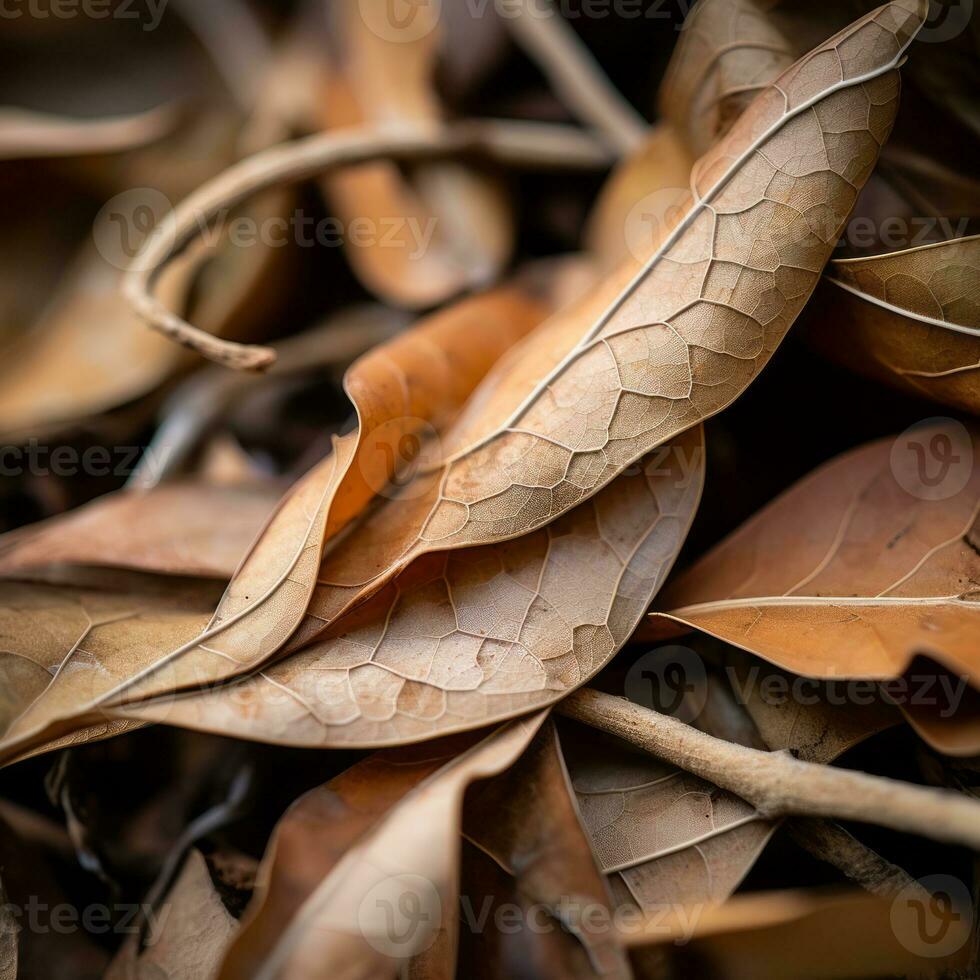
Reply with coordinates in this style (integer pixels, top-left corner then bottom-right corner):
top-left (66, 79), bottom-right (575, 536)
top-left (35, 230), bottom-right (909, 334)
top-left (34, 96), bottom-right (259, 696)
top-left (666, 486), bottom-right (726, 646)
top-left (0, 482), bottom-right (280, 581)
top-left (564, 721), bottom-right (768, 909)
top-left (106, 850), bottom-right (238, 980)
top-left (0, 281), bottom-right (553, 762)
top-left (727, 659), bottom-right (899, 762)
top-left (111, 427), bottom-right (704, 748)
top-left (621, 887), bottom-right (971, 978)
top-left (0, 182), bottom-right (295, 441)
top-left (658, 0), bottom-right (795, 156)
top-left (296, 1), bottom-right (923, 642)
top-left (463, 720), bottom-right (632, 979)
top-left (0, 241), bottom-right (193, 441)
top-left (219, 716), bottom-right (544, 980)
top-left (649, 424), bottom-right (980, 746)
top-left (220, 738), bottom-right (459, 979)
top-left (0, 576), bottom-right (221, 760)
top-left (317, 0), bottom-right (512, 308)
top-left (808, 236), bottom-right (980, 414)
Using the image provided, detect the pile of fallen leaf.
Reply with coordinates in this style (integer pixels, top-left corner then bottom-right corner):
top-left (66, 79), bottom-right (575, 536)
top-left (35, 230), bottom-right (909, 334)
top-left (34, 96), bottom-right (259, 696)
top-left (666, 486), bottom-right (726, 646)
top-left (1, 0), bottom-right (979, 977)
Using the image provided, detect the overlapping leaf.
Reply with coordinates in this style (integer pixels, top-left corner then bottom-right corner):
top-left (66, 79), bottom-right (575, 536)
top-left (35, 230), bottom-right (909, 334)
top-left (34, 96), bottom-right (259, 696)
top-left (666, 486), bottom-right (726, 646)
top-left (649, 424), bottom-right (980, 751)
top-left (293, 0), bottom-right (924, 644)
top-left (112, 427), bottom-right (704, 747)
top-left (463, 721), bottom-right (632, 979)
top-left (0, 282), bottom-right (552, 763)
top-left (0, 481), bottom-right (279, 581)
top-left (317, 0), bottom-right (512, 308)
top-left (564, 662), bottom-right (896, 913)
top-left (809, 236), bottom-right (980, 414)
top-left (218, 716), bottom-right (544, 980)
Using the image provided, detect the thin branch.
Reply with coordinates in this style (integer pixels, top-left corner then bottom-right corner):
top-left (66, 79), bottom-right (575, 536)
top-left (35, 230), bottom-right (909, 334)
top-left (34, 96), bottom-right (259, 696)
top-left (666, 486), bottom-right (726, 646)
top-left (786, 819), bottom-right (926, 900)
top-left (123, 120), bottom-right (614, 372)
top-left (558, 688), bottom-right (980, 851)
top-left (504, 0), bottom-right (647, 153)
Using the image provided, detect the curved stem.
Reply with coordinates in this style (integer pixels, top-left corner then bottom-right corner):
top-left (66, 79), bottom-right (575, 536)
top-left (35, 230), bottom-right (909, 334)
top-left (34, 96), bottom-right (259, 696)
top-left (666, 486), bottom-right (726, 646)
top-left (504, 0), bottom-right (647, 153)
top-left (124, 120), bottom-right (613, 371)
top-left (559, 688), bottom-right (980, 851)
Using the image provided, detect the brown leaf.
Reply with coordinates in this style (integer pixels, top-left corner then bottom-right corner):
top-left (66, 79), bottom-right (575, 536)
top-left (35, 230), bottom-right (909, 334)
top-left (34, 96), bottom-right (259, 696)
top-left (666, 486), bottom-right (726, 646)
top-left (649, 423), bottom-right (980, 749)
top-left (105, 849), bottom-right (238, 980)
top-left (220, 739), bottom-right (459, 979)
top-left (562, 653), bottom-right (897, 913)
top-left (111, 427), bottom-right (704, 748)
top-left (0, 280), bottom-right (554, 762)
top-left (564, 720), bottom-right (770, 910)
top-left (106, 282), bottom-right (550, 701)
top-left (623, 887), bottom-right (971, 978)
top-left (296, 1), bottom-right (923, 642)
top-left (658, 0), bottom-right (795, 156)
top-left (220, 716), bottom-right (544, 980)
top-left (0, 576), bottom-right (221, 761)
top-left (463, 720), bottom-right (632, 979)
top-left (808, 235), bottom-right (980, 414)
top-left (0, 482), bottom-right (280, 581)
top-left (317, 0), bottom-right (512, 308)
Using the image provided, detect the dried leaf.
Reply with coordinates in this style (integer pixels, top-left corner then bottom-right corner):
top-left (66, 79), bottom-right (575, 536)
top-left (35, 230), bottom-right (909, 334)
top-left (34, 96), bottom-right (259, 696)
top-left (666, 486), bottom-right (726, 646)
top-left (0, 282), bottom-right (553, 761)
top-left (112, 427), bottom-right (703, 748)
top-left (0, 242), bottom-right (194, 440)
top-left (809, 235), bottom-right (980, 414)
top-left (658, 0), bottom-right (795, 156)
top-left (650, 424), bottom-right (980, 748)
top-left (623, 887), bottom-right (971, 978)
top-left (221, 716), bottom-right (544, 980)
top-left (0, 482), bottom-right (280, 581)
top-left (297, 1), bottom-right (923, 641)
top-left (463, 720), bottom-right (632, 979)
top-left (564, 721), bottom-right (769, 909)
top-left (220, 738), bottom-right (457, 979)
top-left (0, 576), bottom-right (222, 761)
top-left (318, 0), bottom-right (512, 308)
top-left (563, 654), bottom-right (897, 913)
top-left (105, 849), bottom-right (238, 980)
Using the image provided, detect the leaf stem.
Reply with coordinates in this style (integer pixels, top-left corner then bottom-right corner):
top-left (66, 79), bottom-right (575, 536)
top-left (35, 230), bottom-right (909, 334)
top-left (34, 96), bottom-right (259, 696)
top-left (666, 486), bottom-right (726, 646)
top-left (123, 120), bottom-right (613, 371)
